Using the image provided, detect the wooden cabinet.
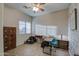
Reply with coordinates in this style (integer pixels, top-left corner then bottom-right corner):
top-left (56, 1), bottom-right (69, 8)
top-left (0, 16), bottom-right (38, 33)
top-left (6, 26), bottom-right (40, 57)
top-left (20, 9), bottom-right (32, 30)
top-left (58, 40), bottom-right (69, 50)
top-left (3, 27), bottom-right (16, 52)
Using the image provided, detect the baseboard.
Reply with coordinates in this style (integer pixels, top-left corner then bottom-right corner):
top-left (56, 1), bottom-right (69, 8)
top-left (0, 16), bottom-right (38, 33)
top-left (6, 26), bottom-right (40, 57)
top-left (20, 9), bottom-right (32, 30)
top-left (16, 42), bottom-right (24, 47)
top-left (74, 54), bottom-right (79, 56)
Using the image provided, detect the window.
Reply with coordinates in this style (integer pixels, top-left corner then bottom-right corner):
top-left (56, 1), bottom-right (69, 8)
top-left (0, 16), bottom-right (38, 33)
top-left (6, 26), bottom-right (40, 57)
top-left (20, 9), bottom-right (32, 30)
top-left (35, 24), bottom-right (46, 35)
top-left (35, 24), bottom-right (57, 36)
top-left (19, 21), bottom-right (31, 34)
top-left (47, 26), bottom-right (57, 36)
top-left (19, 21), bottom-right (26, 34)
top-left (26, 22), bottom-right (31, 34)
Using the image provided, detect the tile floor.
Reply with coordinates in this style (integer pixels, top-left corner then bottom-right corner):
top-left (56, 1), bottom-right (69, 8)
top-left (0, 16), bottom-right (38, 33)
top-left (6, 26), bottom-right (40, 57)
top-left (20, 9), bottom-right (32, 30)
top-left (5, 43), bottom-right (69, 56)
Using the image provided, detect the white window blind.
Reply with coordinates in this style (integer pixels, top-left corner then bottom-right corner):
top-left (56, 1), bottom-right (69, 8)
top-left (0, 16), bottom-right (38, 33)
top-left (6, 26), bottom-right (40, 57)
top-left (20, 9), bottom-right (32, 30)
top-left (19, 21), bottom-right (31, 34)
top-left (19, 21), bottom-right (26, 34)
top-left (35, 24), bottom-right (57, 36)
top-left (35, 25), bottom-right (46, 35)
top-left (26, 22), bottom-right (31, 34)
top-left (47, 26), bottom-right (57, 36)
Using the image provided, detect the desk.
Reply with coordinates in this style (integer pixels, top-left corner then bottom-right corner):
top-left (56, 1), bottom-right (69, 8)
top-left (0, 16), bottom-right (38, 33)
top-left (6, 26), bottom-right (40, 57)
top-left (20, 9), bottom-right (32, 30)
top-left (44, 37), bottom-right (69, 50)
top-left (58, 40), bottom-right (69, 50)
top-left (44, 37), bottom-right (52, 41)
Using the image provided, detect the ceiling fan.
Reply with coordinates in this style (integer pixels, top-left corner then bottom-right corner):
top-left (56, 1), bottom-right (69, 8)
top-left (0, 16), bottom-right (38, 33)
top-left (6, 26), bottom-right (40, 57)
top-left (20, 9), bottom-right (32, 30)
top-left (23, 3), bottom-right (45, 13)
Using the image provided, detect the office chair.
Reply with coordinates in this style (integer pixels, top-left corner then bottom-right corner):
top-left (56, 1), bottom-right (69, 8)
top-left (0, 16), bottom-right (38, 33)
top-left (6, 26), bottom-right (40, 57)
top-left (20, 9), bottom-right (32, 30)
top-left (49, 38), bottom-right (58, 55)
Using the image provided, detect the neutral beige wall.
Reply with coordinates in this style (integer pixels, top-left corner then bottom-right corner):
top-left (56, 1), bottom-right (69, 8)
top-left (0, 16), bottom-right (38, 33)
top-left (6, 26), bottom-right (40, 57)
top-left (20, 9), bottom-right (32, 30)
top-left (32, 9), bottom-right (68, 36)
top-left (0, 3), bottom-right (3, 55)
top-left (4, 5), bottom-right (32, 46)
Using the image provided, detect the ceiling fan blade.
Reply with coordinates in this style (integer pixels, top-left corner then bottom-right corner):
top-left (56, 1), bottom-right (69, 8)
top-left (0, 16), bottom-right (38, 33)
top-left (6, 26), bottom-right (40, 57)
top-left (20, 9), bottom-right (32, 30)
top-left (24, 6), bottom-right (30, 8)
top-left (23, 3), bottom-right (45, 13)
top-left (40, 8), bottom-right (44, 11)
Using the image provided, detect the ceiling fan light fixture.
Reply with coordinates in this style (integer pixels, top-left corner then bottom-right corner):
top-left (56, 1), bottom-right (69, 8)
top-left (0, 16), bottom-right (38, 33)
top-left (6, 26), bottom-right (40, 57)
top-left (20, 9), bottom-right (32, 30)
top-left (33, 7), bottom-right (39, 12)
top-left (24, 3), bottom-right (45, 13)
top-left (32, 7), bottom-right (44, 13)
top-left (32, 3), bottom-right (45, 13)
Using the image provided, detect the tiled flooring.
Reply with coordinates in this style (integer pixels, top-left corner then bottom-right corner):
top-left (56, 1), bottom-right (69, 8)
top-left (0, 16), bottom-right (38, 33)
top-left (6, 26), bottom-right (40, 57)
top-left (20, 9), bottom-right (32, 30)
top-left (5, 43), bottom-right (69, 56)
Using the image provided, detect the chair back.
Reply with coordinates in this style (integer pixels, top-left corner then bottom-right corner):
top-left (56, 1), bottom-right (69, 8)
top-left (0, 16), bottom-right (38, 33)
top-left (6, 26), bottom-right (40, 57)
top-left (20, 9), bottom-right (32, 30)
top-left (50, 38), bottom-right (58, 47)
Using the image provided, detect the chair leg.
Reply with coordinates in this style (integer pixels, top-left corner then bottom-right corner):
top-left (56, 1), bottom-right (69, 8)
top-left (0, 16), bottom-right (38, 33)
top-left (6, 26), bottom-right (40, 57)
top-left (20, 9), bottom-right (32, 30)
top-left (50, 47), bottom-right (52, 55)
top-left (43, 47), bottom-right (44, 53)
top-left (53, 47), bottom-right (56, 56)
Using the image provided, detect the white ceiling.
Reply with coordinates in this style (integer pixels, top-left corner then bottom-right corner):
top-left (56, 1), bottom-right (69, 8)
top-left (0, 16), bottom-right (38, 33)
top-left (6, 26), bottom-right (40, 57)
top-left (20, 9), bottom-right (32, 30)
top-left (5, 3), bottom-right (69, 17)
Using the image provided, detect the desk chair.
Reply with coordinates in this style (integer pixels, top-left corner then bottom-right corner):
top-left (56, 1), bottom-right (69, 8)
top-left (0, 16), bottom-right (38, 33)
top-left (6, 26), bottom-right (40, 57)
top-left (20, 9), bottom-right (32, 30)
top-left (49, 38), bottom-right (58, 55)
top-left (41, 38), bottom-right (58, 55)
top-left (41, 41), bottom-right (52, 55)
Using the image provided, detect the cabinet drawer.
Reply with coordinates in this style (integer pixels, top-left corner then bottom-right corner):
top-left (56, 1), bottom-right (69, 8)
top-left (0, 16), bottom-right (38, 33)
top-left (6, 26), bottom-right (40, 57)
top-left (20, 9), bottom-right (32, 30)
top-left (58, 40), bottom-right (69, 50)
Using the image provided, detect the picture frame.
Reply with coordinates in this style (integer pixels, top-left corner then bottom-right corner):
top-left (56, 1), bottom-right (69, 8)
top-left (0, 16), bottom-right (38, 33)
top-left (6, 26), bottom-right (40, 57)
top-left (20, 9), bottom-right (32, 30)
top-left (71, 8), bottom-right (77, 31)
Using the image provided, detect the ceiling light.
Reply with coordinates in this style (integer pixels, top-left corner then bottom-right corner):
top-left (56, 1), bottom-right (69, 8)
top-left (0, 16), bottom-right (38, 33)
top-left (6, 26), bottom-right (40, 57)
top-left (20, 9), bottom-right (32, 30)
top-left (32, 3), bottom-right (45, 13)
top-left (33, 7), bottom-right (39, 12)
top-left (24, 3), bottom-right (45, 13)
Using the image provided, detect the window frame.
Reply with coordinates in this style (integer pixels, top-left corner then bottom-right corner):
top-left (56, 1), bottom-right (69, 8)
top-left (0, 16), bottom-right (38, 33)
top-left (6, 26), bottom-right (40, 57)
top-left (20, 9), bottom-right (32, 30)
top-left (19, 21), bottom-right (31, 34)
top-left (35, 24), bottom-right (57, 36)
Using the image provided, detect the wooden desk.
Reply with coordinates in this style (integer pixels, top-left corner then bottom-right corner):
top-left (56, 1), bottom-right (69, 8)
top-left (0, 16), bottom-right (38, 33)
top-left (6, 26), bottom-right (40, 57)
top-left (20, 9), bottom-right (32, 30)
top-left (58, 40), bottom-right (69, 50)
top-left (43, 36), bottom-right (69, 50)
